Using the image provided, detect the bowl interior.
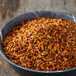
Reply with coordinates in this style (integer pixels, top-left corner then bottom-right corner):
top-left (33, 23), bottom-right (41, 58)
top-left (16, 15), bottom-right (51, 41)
top-left (1, 11), bottom-right (75, 38)
top-left (0, 11), bottom-right (76, 73)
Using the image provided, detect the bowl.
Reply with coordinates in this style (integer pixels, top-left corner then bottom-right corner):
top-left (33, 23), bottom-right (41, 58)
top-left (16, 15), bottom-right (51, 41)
top-left (0, 11), bottom-right (76, 76)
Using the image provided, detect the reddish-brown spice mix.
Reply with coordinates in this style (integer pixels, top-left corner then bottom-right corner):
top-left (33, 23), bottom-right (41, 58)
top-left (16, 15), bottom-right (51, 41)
top-left (1, 17), bottom-right (76, 71)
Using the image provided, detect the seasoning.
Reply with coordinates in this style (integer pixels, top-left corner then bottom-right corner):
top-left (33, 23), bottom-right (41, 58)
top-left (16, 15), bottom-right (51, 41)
top-left (1, 17), bottom-right (76, 71)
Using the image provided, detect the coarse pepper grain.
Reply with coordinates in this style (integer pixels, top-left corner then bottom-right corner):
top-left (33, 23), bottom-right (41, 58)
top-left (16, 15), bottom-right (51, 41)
top-left (1, 17), bottom-right (76, 71)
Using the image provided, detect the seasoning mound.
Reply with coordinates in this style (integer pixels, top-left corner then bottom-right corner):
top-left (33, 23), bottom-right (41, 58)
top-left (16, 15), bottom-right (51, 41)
top-left (2, 17), bottom-right (76, 71)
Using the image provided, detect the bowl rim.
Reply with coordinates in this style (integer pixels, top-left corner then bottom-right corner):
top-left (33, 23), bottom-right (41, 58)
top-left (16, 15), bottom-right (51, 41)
top-left (0, 11), bottom-right (76, 74)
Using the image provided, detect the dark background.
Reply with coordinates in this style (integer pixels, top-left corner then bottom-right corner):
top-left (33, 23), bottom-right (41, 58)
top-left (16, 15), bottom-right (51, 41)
top-left (0, 0), bottom-right (76, 76)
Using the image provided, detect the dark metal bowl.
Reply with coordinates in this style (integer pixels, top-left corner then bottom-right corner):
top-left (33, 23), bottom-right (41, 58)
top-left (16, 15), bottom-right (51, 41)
top-left (0, 11), bottom-right (76, 76)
